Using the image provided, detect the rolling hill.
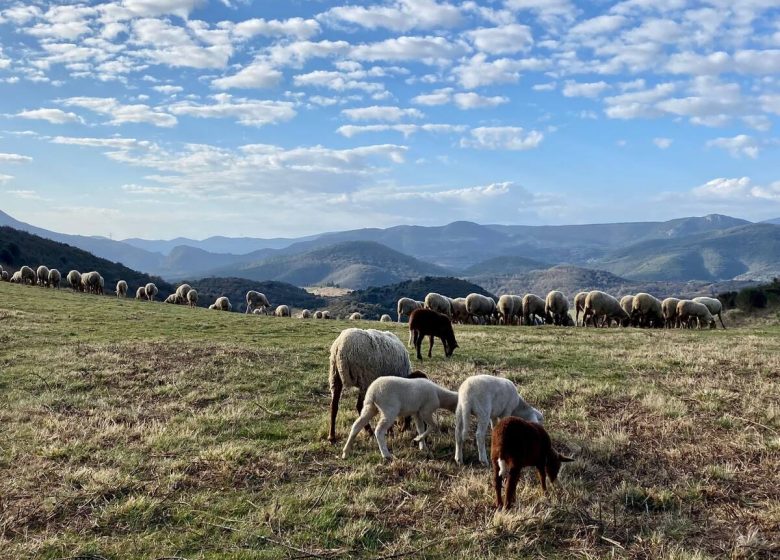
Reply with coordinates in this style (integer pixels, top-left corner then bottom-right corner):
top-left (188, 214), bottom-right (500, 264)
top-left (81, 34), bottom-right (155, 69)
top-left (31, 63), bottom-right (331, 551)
top-left (188, 277), bottom-right (325, 312)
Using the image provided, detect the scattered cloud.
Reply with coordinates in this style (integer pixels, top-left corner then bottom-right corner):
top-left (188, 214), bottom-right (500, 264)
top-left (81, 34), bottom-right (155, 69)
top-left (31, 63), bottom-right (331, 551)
top-left (461, 126), bottom-right (544, 150)
top-left (0, 153), bottom-right (33, 163)
top-left (341, 106), bottom-right (424, 122)
top-left (705, 134), bottom-right (760, 159)
top-left (653, 137), bottom-right (672, 149)
top-left (16, 108), bottom-right (83, 124)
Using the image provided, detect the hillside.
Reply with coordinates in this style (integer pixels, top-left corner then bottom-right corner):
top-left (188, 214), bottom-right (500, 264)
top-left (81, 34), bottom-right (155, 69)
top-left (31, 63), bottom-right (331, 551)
top-left (598, 223), bottom-right (780, 282)
top-left (0, 226), bottom-right (172, 295)
top-left (462, 255), bottom-right (548, 277)
top-left (202, 241), bottom-right (451, 289)
top-left (158, 246), bottom-right (277, 280)
top-left (189, 277), bottom-right (325, 312)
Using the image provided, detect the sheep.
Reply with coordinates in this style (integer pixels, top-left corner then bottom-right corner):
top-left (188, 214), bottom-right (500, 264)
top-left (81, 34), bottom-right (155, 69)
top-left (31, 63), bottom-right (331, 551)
top-left (583, 290), bottom-right (630, 327)
top-left (497, 295), bottom-right (516, 326)
top-left (545, 291), bottom-right (572, 326)
top-left (20, 265), bottom-right (36, 286)
top-left (164, 293), bottom-right (180, 304)
top-left (48, 269), bottom-right (61, 289)
top-left (348, 312), bottom-right (362, 321)
top-left (1, 270), bottom-right (8, 281)
top-left (661, 297), bottom-right (681, 328)
top-left (450, 297), bottom-right (471, 324)
top-left (10, 271), bottom-right (21, 283)
top-left (116, 280), bottom-right (128, 298)
top-left (246, 291), bottom-right (271, 314)
top-left (80, 271), bottom-right (97, 293)
top-left (214, 296), bottom-right (232, 311)
top-left (620, 295), bottom-right (634, 318)
top-left (36, 265), bottom-right (50, 287)
top-left (98, 274), bottom-right (104, 295)
top-left (632, 293), bottom-right (664, 328)
top-left (274, 304), bottom-right (290, 317)
top-left (314, 310), bottom-right (324, 319)
top-left (187, 289), bottom-right (198, 308)
top-left (466, 293), bottom-right (497, 324)
top-left (522, 293), bottom-right (549, 325)
top-left (300, 309), bottom-right (312, 319)
top-left (175, 283), bottom-right (192, 302)
top-left (144, 282), bottom-right (158, 302)
top-left (209, 304), bottom-right (216, 310)
top-left (67, 270), bottom-right (82, 292)
top-left (424, 292), bottom-right (452, 318)
top-left (693, 296), bottom-right (726, 329)
top-left (408, 308), bottom-right (458, 360)
top-left (676, 300), bottom-right (716, 329)
top-left (342, 377), bottom-right (458, 460)
top-left (380, 314), bottom-right (392, 322)
top-left (454, 374), bottom-right (543, 466)
top-left (135, 287), bottom-right (147, 300)
top-left (397, 297), bottom-right (423, 322)
top-left (491, 417), bottom-right (573, 508)
top-left (322, 310), bottom-right (331, 320)
top-left (574, 291), bottom-right (588, 326)
top-left (327, 328), bottom-right (414, 443)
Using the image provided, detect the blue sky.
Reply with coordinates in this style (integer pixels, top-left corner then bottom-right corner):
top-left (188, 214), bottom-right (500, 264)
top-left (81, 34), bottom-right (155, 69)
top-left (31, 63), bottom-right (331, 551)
top-left (1, 0), bottom-right (779, 239)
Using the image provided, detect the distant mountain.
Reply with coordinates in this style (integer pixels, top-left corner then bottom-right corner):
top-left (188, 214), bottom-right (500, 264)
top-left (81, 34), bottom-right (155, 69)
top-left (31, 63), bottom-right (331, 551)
top-left (598, 223), bottom-right (780, 282)
top-left (122, 234), bottom-right (317, 256)
top-left (477, 265), bottom-right (635, 298)
top-left (158, 245), bottom-right (277, 280)
top-left (762, 217), bottom-right (780, 225)
top-left (189, 277), bottom-right (325, 312)
top-left (462, 255), bottom-right (548, 277)
top-left (0, 226), bottom-right (173, 295)
top-left (202, 241), bottom-right (452, 289)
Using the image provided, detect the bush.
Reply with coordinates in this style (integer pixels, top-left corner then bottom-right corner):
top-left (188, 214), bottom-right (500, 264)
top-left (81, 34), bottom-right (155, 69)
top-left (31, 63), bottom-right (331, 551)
top-left (736, 288), bottom-right (768, 311)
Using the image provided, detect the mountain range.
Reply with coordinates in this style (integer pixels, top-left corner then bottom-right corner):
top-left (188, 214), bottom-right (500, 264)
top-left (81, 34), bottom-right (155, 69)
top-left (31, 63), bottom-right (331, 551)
top-left (2, 209), bottom-right (779, 291)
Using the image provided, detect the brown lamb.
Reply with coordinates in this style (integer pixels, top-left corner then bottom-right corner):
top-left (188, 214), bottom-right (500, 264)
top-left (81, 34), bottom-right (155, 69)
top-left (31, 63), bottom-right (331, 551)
top-left (491, 417), bottom-right (573, 510)
top-left (408, 308), bottom-right (459, 360)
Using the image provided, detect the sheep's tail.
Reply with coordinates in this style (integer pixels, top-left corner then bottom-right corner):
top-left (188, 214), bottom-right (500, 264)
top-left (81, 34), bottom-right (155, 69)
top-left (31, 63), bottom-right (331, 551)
top-left (328, 351), bottom-right (340, 391)
top-left (455, 399), bottom-right (469, 443)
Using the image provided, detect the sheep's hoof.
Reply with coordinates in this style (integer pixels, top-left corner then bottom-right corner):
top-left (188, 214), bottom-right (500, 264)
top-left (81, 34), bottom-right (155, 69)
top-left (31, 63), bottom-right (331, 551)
top-left (341, 452), bottom-right (348, 459)
top-left (327, 436), bottom-right (338, 444)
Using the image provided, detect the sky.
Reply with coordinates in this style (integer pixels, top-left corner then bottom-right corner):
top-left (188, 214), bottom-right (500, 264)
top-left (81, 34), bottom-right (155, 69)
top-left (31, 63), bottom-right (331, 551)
top-left (0, 0), bottom-right (779, 239)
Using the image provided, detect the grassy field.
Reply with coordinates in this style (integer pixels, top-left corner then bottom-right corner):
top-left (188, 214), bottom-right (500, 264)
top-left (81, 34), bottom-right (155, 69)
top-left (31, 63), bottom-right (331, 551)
top-left (0, 282), bottom-right (778, 559)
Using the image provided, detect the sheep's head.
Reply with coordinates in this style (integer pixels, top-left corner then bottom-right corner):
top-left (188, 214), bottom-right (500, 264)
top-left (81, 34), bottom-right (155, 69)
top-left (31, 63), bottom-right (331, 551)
top-left (547, 450), bottom-right (574, 483)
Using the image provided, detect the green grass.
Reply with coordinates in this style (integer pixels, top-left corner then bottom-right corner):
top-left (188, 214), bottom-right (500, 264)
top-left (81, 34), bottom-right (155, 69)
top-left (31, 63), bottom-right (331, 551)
top-left (1, 282), bottom-right (779, 559)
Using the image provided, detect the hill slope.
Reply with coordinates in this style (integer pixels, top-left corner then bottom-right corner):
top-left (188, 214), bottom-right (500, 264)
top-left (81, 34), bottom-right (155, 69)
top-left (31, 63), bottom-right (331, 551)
top-left (189, 277), bottom-right (325, 312)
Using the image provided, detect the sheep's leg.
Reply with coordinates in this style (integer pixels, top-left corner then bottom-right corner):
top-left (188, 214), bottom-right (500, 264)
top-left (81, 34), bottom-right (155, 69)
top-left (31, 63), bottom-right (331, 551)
top-left (374, 416), bottom-right (395, 460)
top-left (505, 467), bottom-right (522, 509)
top-left (414, 331), bottom-right (423, 361)
top-left (356, 391), bottom-right (374, 436)
top-left (476, 417), bottom-right (491, 465)
top-left (328, 375), bottom-right (343, 443)
top-left (412, 414), bottom-right (427, 450)
top-left (413, 408), bottom-right (438, 446)
top-left (427, 335), bottom-right (434, 358)
top-left (536, 464), bottom-right (548, 492)
top-left (493, 460), bottom-right (504, 509)
top-left (342, 404), bottom-right (377, 458)
top-left (718, 313), bottom-right (726, 329)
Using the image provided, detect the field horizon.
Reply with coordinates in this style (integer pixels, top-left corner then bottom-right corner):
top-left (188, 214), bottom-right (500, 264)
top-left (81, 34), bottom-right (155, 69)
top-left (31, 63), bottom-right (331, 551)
top-left (1, 282), bottom-right (778, 559)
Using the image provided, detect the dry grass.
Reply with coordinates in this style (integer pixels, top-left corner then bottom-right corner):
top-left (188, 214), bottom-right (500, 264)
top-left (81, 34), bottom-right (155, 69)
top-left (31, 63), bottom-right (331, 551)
top-left (0, 282), bottom-right (778, 559)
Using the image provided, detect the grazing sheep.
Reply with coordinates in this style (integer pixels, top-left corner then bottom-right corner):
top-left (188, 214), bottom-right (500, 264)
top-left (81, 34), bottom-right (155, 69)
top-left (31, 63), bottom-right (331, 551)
top-left (454, 374), bottom-right (543, 466)
top-left (322, 310), bottom-right (331, 320)
top-left (380, 314), bottom-right (392, 322)
top-left (450, 297), bottom-right (471, 324)
top-left (1, 270), bottom-right (8, 281)
top-left (314, 310), bottom-right (324, 319)
top-left (662, 297), bottom-right (681, 328)
top-left (144, 282), bottom-right (158, 302)
top-left (80, 271), bottom-right (98, 294)
top-left (10, 271), bottom-right (21, 283)
top-left (632, 293), bottom-right (664, 328)
top-left (466, 293), bottom-right (497, 325)
top-left (48, 269), bottom-right (61, 289)
top-left (545, 291), bottom-right (572, 326)
top-left (36, 265), bottom-right (50, 287)
top-left (327, 328), bottom-right (414, 443)
top-left (164, 294), bottom-right (180, 304)
top-left (246, 291), bottom-right (271, 314)
top-left (214, 296), bottom-right (232, 311)
top-left (424, 292), bottom-right (452, 318)
top-left (20, 266), bottom-right (36, 286)
top-left (492, 418), bottom-right (573, 508)
top-left (497, 295), bottom-right (516, 326)
top-left (209, 304), bottom-right (216, 310)
top-left (175, 283), bottom-right (192, 302)
top-left (583, 290), bottom-right (630, 327)
top-left (522, 294), bottom-right (549, 325)
top-left (135, 287), bottom-right (147, 300)
top-left (574, 291), bottom-right (588, 326)
top-left (620, 295), bottom-right (635, 318)
top-left (342, 377), bottom-right (458, 460)
top-left (274, 304), bottom-right (290, 317)
top-left (693, 296), bottom-right (726, 329)
top-left (397, 297), bottom-right (423, 322)
top-left (98, 274), bottom-right (105, 295)
top-left (348, 312), bottom-right (362, 321)
top-left (676, 300), bottom-right (716, 329)
top-left (187, 289), bottom-right (198, 308)
top-left (116, 280), bottom-right (128, 297)
top-left (408, 308), bottom-right (458, 360)
top-left (67, 270), bottom-right (82, 292)
top-left (300, 309), bottom-right (312, 319)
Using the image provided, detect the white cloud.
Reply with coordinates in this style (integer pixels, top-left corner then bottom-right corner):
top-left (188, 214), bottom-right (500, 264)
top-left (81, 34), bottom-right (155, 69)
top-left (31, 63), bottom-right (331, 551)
top-left (231, 17), bottom-right (320, 40)
top-left (336, 123), bottom-right (466, 138)
top-left (453, 54), bottom-right (545, 89)
top-left (412, 88), bottom-right (454, 105)
top-left (689, 176), bottom-right (780, 203)
top-left (353, 181), bottom-right (512, 203)
top-left (211, 61), bottom-right (282, 89)
top-left (562, 80), bottom-right (609, 98)
top-left (350, 36), bottom-right (467, 64)
top-left (264, 40), bottom-right (350, 67)
top-left (705, 134), bottom-right (760, 159)
top-left (505, 0), bottom-right (577, 25)
top-left (453, 92), bottom-right (508, 109)
top-left (5, 189), bottom-right (44, 200)
top-left (603, 82), bottom-right (677, 119)
top-left (293, 69), bottom-right (384, 93)
top-left (461, 126), bottom-right (544, 150)
top-left (342, 106), bottom-right (424, 122)
top-left (16, 108), bottom-right (83, 124)
top-left (132, 17), bottom-right (232, 69)
top-left (653, 137), bottom-right (673, 149)
top-left (0, 153), bottom-right (33, 163)
top-left (167, 94), bottom-right (297, 127)
top-left (320, 0), bottom-right (463, 32)
top-left (569, 15), bottom-right (627, 35)
top-left (152, 85), bottom-right (183, 94)
top-left (60, 97), bottom-right (177, 127)
top-left (465, 24), bottom-right (533, 55)
top-left (0, 174), bottom-right (13, 184)
top-left (123, 0), bottom-right (205, 19)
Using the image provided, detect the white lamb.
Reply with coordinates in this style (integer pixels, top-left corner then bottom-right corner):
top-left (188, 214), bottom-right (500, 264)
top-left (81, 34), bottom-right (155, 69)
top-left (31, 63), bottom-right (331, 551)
top-left (454, 374), bottom-right (544, 465)
top-left (342, 377), bottom-right (458, 460)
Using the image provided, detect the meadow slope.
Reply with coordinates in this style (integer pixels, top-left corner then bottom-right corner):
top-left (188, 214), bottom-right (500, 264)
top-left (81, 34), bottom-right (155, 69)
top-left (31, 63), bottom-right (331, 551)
top-left (0, 282), bottom-right (778, 559)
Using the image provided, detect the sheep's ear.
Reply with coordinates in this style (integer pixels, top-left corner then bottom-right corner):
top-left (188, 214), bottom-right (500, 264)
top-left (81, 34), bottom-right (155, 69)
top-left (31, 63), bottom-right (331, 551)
top-left (558, 454), bottom-right (574, 462)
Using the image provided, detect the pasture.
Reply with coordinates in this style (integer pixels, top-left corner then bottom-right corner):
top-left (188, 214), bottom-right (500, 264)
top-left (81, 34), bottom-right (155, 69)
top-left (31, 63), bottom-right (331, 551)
top-left (0, 282), bottom-right (778, 559)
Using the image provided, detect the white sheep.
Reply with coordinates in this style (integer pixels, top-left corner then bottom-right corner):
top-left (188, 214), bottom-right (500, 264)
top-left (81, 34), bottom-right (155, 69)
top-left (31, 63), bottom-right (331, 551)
top-left (676, 300), bottom-right (716, 329)
top-left (36, 265), bottom-right (50, 287)
top-left (454, 374), bottom-right (543, 465)
top-left (342, 377), bottom-right (458, 460)
top-left (48, 269), bottom-right (61, 289)
top-left (574, 291), bottom-right (588, 326)
top-left (693, 296), bottom-right (726, 329)
top-left (314, 310), bottom-right (324, 319)
top-left (164, 293), bottom-right (180, 304)
top-left (450, 297), bottom-right (471, 324)
top-left (175, 283), bottom-right (192, 302)
top-left (497, 295), bottom-right (516, 325)
top-left (300, 309), bottom-right (312, 319)
top-left (424, 293), bottom-right (452, 318)
top-left (10, 271), bottom-right (22, 283)
top-left (274, 304), bottom-right (290, 317)
top-left (348, 312), bottom-right (362, 320)
top-left (187, 289), bottom-right (198, 308)
top-left (327, 328), bottom-right (414, 443)
top-left (396, 297), bottom-right (423, 322)
top-left (632, 293), bottom-right (663, 327)
top-left (1, 270), bottom-right (8, 281)
top-left (20, 266), bottom-right (36, 286)
top-left (466, 293), bottom-right (497, 324)
top-left (116, 280), bottom-right (128, 298)
top-left (583, 290), bottom-right (629, 327)
top-left (380, 314), bottom-right (392, 322)
top-left (661, 297), bottom-right (681, 328)
top-left (322, 310), bottom-right (331, 320)
top-left (246, 290), bottom-right (271, 314)
top-left (144, 282), bottom-right (158, 302)
top-left (620, 295), bottom-right (634, 317)
top-left (522, 293), bottom-right (548, 325)
top-left (545, 291), bottom-right (572, 326)
top-left (67, 270), bottom-right (82, 292)
top-left (214, 296), bottom-right (232, 311)
top-left (135, 286), bottom-right (147, 300)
